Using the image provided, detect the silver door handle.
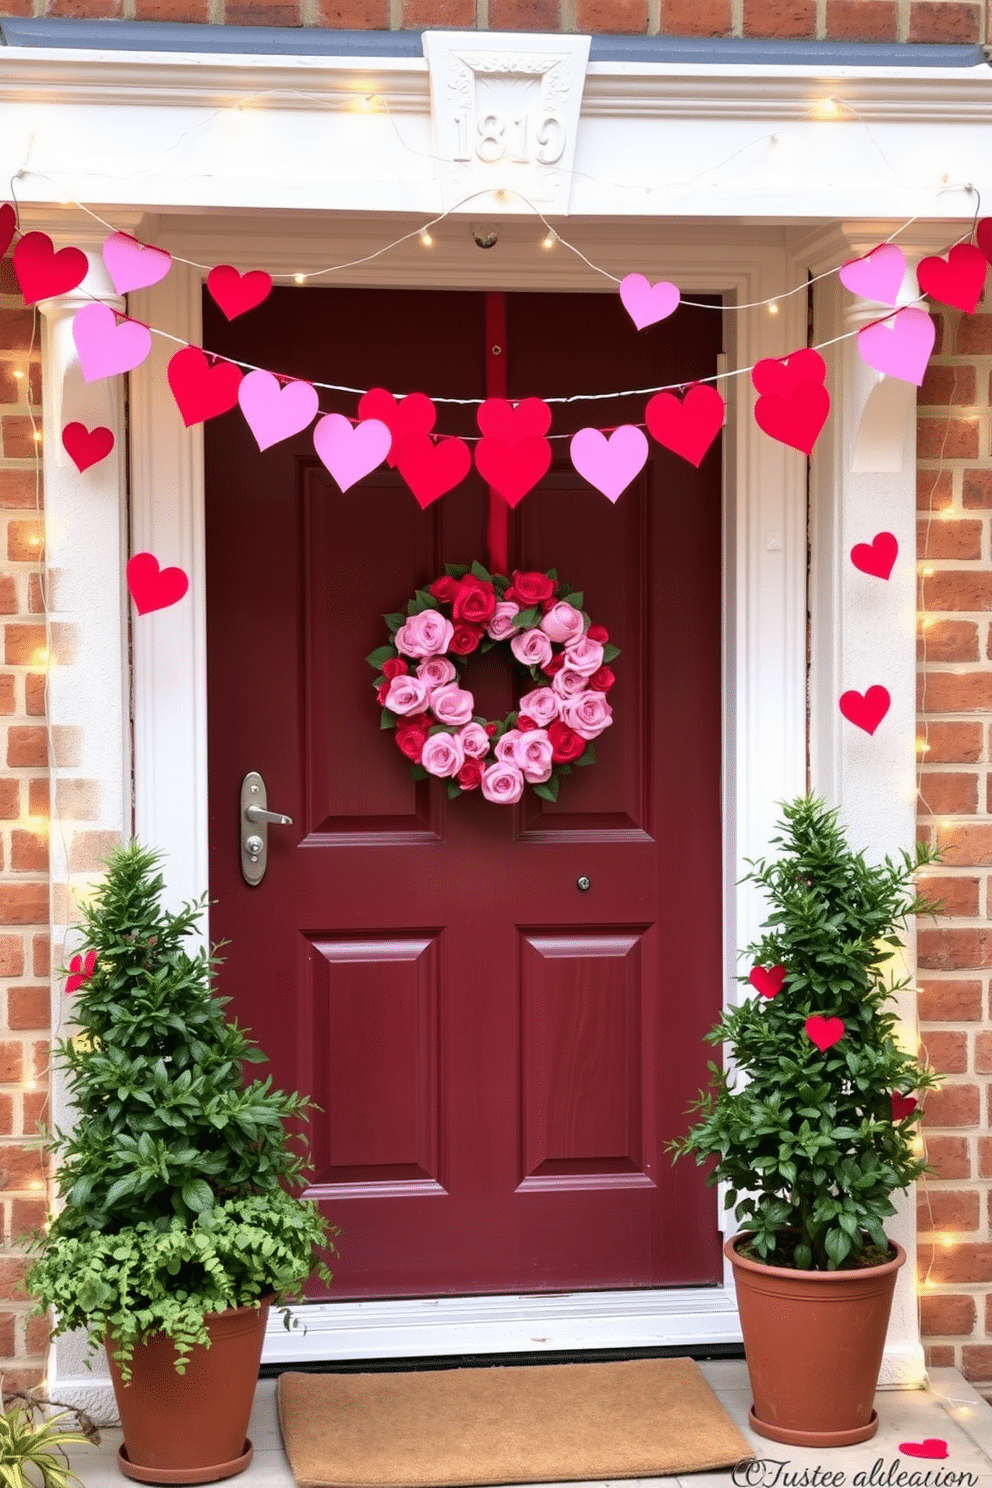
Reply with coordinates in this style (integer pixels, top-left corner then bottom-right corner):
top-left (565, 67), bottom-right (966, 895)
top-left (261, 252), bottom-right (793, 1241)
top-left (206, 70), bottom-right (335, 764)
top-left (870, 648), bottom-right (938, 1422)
top-left (240, 771), bottom-right (292, 887)
top-left (245, 805), bottom-right (293, 826)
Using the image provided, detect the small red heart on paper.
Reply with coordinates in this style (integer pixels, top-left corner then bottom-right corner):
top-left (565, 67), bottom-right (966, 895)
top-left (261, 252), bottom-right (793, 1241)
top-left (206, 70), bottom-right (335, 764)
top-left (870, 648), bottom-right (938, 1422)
top-left (750, 964), bottom-right (787, 999)
top-left (977, 219), bottom-right (992, 268)
top-left (206, 265), bottom-right (273, 321)
top-left (751, 349), bottom-right (827, 398)
top-left (645, 384), bottom-right (725, 467)
top-left (891, 1092), bottom-right (918, 1121)
top-left (754, 382), bottom-right (830, 455)
top-left (62, 422), bottom-right (115, 472)
top-left (65, 948), bottom-right (97, 995)
top-left (917, 243), bottom-right (988, 315)
top-left (358, 389), bottom-right (436, 467)
top-left (475, 435), bottom-right (551, 507)
top-left (851, 532), bottom-right (898, 580)
top-left (13, 232), bottom-right (88, 305)
top-left (0, 203), bottom-right (16, 260)
top-left (393, 432), bottom-right (471, 509)
top-left (899, 1442), bottom-right (948, 1461)
top-left (477, 397), bottom-right (552, 442)
top-left (805, 1015), bottom-right (845, 1052)
top-left (840, 685), bottom-right (890, 735)
top-left (167, 346), bottom-right (244, 427)
top-left (126, 552), bottom-right (190, 615)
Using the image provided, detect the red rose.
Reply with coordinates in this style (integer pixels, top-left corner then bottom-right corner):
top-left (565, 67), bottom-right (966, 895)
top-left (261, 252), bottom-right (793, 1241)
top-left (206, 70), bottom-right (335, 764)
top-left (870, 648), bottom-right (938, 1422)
top-left (587, 624), bottom-right (609, 644)
top-left (453, 575), bottom-right (496, 626)
top-left (381, 656), bottom-right (408, 680)
top-left (517, 714), bottom-right (538, 733)
top-left (376, 682), bottom-right (391, 705)
top-left (507, 570), bottom-right (555, 606)
top-left (542, 653), bottom-right (566, 677)
top-left (395, 722), bottom-right (428, 761)
top-left (547, 721), bottom-right (586, 763)
top-left (541, 597), bottom-right (557, 613)
top-left (589, 666), bottom-right (616, 692)
top-left (449, 623), bottom-right (484, 655)
top-left (485, 723), bottom-right (498, 736)
top-left (429, 575), bottom-right (461, 603)
top-left (457, 759), bottom-right (485, 791)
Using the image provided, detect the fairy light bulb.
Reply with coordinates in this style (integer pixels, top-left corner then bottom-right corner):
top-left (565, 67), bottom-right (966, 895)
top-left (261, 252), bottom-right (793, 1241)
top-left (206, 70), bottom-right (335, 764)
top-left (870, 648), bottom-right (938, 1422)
top-left (542, 230), bottom-right (556, 250)
top-left (419, 230), bottom-right (434, 248)
top-left (294, 273), bottom-right (305, 285)
top-left (767, 302), bottom-right (779, 316)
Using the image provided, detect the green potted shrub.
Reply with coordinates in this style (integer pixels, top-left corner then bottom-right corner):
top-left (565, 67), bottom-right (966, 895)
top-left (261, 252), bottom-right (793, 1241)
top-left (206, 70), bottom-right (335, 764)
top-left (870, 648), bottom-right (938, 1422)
top-left (25, 842), bottom-right (335, 1485)
top-left (671, 795), bottom-right (940, 1449)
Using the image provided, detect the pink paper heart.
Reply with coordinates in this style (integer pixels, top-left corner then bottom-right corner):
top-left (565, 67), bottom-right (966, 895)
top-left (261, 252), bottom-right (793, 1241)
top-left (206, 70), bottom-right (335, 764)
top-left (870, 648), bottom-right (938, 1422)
top-left (644, 384), bottom-right (725, 467)
top-left (65, 948), bottom-right (97, 995)
top-left (167, 347), bottom-right (244, 427)
top-left (619, 274), bottom-right (681, 330)
top-left (393, 432), bottom-right (472, 508)
top-left (851, 532), bottom-right (898, 580)
top-left (899, 1442), bottom-right (948, 1461)
top-left (475, 435), bottom-right (551, 508)
top-left (977, 218), bottom-right (992, 267)
top-left (838, 244), bottom-right (907, 306)
top-left (917, 243), bottom-right (988, 315)
top-left (805, 1015), bottom-right (845, 1052)
top-left (477, 397), bottom-right (552, 442)
top-left (101, 232), bottom-right (173, 295)
top-left (126, 552), bottom-right (189, 615)
top-left (857, 308), bottom-right (935, 386)
top-left (750, 964), bottom-right (787, 999)
top-left (0, 203), bottom-right (15, 260)
top-left (237, 369), bottom-right (319, 452)
top-left (570, 425), bottom-right (648, 503)
top-left (313, 414), bottom-right (392, 493)
top-left (62, 422), bottom-right (115, 472)
top-left (890, 1092), bottom-right (918, 1121)
top-left (751, 350), bottom-right (826, 398)
top-left (206, 264), bottom-right (273, 320)
top-left (840, 685), bottom-right (890, 735)
top-left (358, 389), bottom-right (436, 467)
top-left (72, 303), bottom-right (152, 383)
top-left (13, 231), bottom-right (88, 304)
top-left (754, 382), bottom-right (830, 455)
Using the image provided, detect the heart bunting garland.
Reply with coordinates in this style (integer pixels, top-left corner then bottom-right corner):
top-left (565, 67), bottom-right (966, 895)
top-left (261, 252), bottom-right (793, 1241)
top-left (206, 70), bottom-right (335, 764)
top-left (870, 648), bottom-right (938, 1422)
top-left (850, 532), bottom-right (898, 580)
top-left (393, 432), bottom-right (472, 509)
top-left (619, 274), bottom-right (681, 330)
top-left (358, 389), bottom-right (437, 467)
top-left (749, 964), bottom-right (787, 999)
top-left (890, 1092), bottom-right (918, 1121)
top-left (62, 422), bottom-right (115, 472)
top-left (206, 265), bottom-right (274, 321)
top-left (167, 347), bottom-right (244, 427)
top-left (805, 1015), bottom-right (845, 1051)
top-left (644, 384), bottom-right (725, 467)
top-left (839, 685), bottom-right (890, 735)
top-left (13, 232), bottom-right (88, 304)
top-left (102, 232), bottom-right (173, 295)
top-left (313, 414), bottom-right (392, 493)
top-left (72, 304), bottom-right (153, 384)
top-left (751, 350), bottom-right (830, 454)
top-left (837, 244), bottom-right (907, 306)
top-left (237, 369), bottom-right (319, 452)
top-left (477, 398), bottom-right (552, 441)
top-left (916, 242), bottom-right (988, 315)
top-left (0, 203), bottom-right (16, 261)
top-left (570, 426), bottom-right (649, 502)
top-left (977, 218), bottom-right (992, 267)
top-left (857, 309), bottom-right (935, 386)
top-left (126, 552), bottom-right (189, 615)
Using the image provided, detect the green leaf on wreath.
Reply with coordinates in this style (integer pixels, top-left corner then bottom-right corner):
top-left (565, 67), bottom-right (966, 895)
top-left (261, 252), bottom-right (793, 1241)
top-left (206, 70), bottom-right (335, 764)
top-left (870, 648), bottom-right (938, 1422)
top-left (446, 780), bottom-right (462, 799)
top-left (547, 568), bottom-right (558, 580)
top-left (428, 724), bottom-right (448, 735)
top-left (479, 639), bottom-right (496, 654)
top-left (384, 612), bottom-right (405, 633)
top-left (408, 596), bottom-right (429, 615)
top-left (575, 742), bottom-right (597, 766)
top-left (558, 764), bottom-right (573, 776)
top-left (380, 711), bottom-right (397, 730)
top-left (410, 764), bottom-right (428, 780)
top-left (533, 777), bottom-right (560, 802)
top-left (414, 588), bottom-right (440, 610)
top-left (470, 560), bottom-right (493, 582)
top-left (602, 644), bottom-right (621, 663)
top-left (366, 645), bottom-right (398, 668)
top-left (445, 563), bottom-right (469, 578)
top-left (562, 591), bottom-right (584, 609)
top-left (580, 611), bottom-right (591, 628)
top-left (515, 607), bottom-right (539, 629)
top-left (506, 711), bottom-right (519, 729)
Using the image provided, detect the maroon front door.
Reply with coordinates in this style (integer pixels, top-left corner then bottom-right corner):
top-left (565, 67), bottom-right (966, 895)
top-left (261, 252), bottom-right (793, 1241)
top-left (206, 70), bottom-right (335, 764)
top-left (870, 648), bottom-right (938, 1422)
top-left (204, 284), bottom-right (724, 1300)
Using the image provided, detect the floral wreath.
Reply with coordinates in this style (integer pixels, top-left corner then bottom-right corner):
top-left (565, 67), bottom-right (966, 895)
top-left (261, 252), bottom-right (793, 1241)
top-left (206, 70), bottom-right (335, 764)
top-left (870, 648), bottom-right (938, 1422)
top-left (367, 562), bottom-right (619, 804)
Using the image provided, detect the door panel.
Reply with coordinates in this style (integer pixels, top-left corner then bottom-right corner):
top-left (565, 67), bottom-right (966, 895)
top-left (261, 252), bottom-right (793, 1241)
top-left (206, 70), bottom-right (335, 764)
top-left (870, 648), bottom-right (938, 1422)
top-left (205, 284), bottom-right (724, 1300)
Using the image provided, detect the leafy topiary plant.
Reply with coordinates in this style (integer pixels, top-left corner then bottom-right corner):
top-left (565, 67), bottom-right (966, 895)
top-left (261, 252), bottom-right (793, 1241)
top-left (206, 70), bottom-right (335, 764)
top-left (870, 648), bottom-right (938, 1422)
top-left (671, 795), bottom-right (941, 1272)
top-left (26, 842), bottom-right (335, 1382)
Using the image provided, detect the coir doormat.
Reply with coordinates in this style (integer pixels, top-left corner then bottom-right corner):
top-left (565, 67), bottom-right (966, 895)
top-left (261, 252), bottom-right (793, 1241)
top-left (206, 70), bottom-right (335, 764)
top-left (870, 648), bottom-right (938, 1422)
top-left (276, 1356), bottom-right (755, 1488)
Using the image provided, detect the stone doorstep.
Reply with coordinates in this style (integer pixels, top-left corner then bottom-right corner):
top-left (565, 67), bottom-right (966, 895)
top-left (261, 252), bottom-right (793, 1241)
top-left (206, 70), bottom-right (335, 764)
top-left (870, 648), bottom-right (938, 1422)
top-left (55, 1364), bottom-right (992, 1488)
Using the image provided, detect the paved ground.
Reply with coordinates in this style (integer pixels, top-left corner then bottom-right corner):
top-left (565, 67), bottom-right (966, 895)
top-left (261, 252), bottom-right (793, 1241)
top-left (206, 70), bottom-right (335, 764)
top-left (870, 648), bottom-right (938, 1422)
top-left (62, 1362), bottom-right (992, 1487)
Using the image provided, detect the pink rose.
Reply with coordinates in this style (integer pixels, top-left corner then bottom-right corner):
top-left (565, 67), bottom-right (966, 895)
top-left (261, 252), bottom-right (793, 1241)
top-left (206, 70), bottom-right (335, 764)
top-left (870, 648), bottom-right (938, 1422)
top-left (517, 686), bottom-right (559, 728)
top-left (421, 731), bottom-right (466, 778)
top-left (459, 722), bottom-right (491, 759)
top-left (540, 602), bottom-right (584, 645)
top-left (481, 761), bottom-right (525, 804)
top-left (551, 667), bottom-right (590, 701)
top-left (487, 601), bottom-right (521, 641)
top-left (514, 728), bottom-right (554, 784)
top-left (495, 729), bottom-right (522, 763)
top-left (511, 628), bottom-right (553, 670)
top-left (384, 675), bottom-right (430, 716)
top-left (564, 635), bottom-right (605, 676)
top-left (431, 683), bottom-right (475, 727)
top-left (560, 691), bottom-right (613, 740)
top-left (417, 656), bottom-right (457, 689)
top-left (395, 609), bottom-right (454, 659)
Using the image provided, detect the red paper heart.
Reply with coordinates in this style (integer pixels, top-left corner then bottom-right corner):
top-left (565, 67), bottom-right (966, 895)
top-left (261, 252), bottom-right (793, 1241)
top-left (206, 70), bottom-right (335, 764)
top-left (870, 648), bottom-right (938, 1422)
top-left (805, 1015), bottom-right (845, 1052)
top-left (750, 964), bottom-right (787, 999)
top-left (977, 218), bottom-right (992, 267)
top-left (851, 531), bottom-right (898, 580)
top-left (126, 552), bottom-right (190, 615)
top-left (917, 243), bottom-right (987, 315)
top-left (206, 265), bottom-right (273, 321)
top-left (65, 948), bottom-right (97, 995)
top-left (840, 685), bottom-right (890, 735)
top-left (645, 384), bottom-right (725, 467)
top-left (477, 397), bottom-right (552, 442)
top-left (358, 389), bottom-right (436, 467)
top-left (62, 422), bottom-right (115, 472)
top-left (13, 232), bottom-right (88, 305)
top-left (891, 1092), bottom-right (918, 1121)
top-left (751, 349), bottom-right (827, 398)
top-left (475, 435), bottom-right (551, 508)
top-left (754, 382), bottom-right (830, 455)
top-left (393, 432), bottom-right (472, 508)
top-left (0, 203), bottom-right (15, 260)
top-left (899, 1442), bottom-right (948, 1461)
top-left (167, 346), bottom-right (244, 427)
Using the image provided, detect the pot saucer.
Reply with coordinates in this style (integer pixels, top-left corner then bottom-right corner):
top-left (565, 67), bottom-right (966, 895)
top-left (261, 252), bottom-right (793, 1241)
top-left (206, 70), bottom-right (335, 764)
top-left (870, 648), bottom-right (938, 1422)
top-left (749, 1406), bottom-right (879, 1448)
top-left (117, 1439), bottom-right (253, 1484)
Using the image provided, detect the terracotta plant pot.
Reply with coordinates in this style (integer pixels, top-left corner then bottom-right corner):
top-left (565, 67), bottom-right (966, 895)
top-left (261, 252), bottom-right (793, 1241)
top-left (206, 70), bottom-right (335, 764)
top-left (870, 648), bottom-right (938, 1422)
top-left (726, 1234), bottom-right (905, 1448)
top-left (106, 1296), bottom-right (272, 1484)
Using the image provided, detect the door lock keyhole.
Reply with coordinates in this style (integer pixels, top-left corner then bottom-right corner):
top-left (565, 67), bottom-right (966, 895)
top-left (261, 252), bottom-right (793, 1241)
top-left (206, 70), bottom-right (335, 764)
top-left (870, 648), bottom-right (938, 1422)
top-left (576, 875), bottom-right (591, 892)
